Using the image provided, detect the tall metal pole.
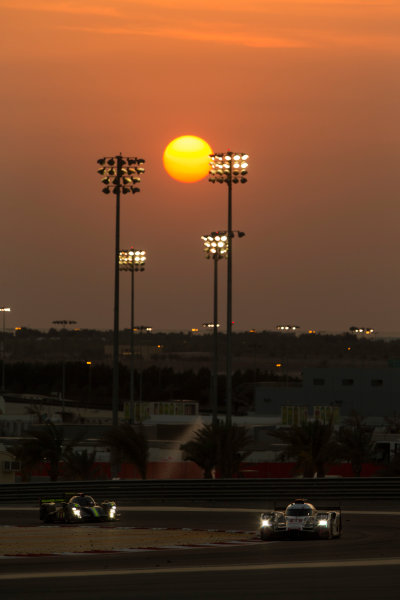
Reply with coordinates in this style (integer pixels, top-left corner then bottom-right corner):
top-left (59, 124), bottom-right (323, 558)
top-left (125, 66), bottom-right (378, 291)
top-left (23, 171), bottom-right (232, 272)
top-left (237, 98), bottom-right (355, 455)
top-left (98, 154), bottom-right (146, 430)
top-left (208, 152), bottom-right (248, 428)
top-left (130, 266), bottom-right (135, 424)
top-left (112, 156), bottom-right (122, 427)
top-left (1, 311), bottom-right (5, 392)
top-left (212, 256), bottom-right (219, 426)
top-left (226, 172), bottom-right (233, 426)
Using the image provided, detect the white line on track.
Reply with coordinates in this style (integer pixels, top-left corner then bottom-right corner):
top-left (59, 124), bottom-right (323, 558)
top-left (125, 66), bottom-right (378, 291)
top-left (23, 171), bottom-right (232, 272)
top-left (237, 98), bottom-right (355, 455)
top-left (2, 557), bottom-right (400, 580)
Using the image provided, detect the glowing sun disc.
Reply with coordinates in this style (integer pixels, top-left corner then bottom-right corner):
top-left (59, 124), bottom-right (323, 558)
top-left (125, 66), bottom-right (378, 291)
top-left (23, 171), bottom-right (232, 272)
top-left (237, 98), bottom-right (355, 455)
top-left (163, 135), bottom-right (213, 183)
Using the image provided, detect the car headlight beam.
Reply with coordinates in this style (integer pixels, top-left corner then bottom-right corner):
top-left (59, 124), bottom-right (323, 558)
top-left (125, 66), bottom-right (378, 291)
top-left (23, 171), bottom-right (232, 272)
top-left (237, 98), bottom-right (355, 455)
top-left (261, 519), bottom-right (271, 527)
top-left (72, 506), bottom-right (82, 518)
top-left (318, 519), bottom-right (328, 527)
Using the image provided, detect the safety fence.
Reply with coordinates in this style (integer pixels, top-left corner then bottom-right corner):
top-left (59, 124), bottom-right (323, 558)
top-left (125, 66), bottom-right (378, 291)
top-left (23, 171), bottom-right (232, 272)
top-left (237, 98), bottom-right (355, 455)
top-left (1, 477), bottom-right (400, 505)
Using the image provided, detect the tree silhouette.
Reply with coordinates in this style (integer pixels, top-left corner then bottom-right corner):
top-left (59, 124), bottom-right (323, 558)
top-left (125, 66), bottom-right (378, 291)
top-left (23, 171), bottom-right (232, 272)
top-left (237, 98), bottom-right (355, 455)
top-left (13, 422), bottom-right (69, 481)
top-left (180, 424), bottom-right (218, 479)
top-left (336, 412), bottom-right (375, 476)
top-left (62, 448), bottom-right (101, 480)
top-left (101, 424), bottom-right (148, 479)
top-left (271, 419), bottom-right (339, 477)
top-left (180, 420), bottom-right (251, 478)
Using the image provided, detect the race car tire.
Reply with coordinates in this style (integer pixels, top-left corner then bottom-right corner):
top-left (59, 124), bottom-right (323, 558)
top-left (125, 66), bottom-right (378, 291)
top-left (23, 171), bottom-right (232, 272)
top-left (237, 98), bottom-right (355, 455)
top-left (40, 507), bottom-right (55, 524)
top-left (334, 517), bottom-right (342, 538)
top-left (318, 525), bottom-right (332, 540)
top-left (41, 515), bottom-right (52, 524)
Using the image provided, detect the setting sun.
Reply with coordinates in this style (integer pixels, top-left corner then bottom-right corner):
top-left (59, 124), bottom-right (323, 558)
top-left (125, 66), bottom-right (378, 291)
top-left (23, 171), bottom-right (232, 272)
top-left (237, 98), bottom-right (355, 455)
top-left (163, 135), bottom-right (213, 183)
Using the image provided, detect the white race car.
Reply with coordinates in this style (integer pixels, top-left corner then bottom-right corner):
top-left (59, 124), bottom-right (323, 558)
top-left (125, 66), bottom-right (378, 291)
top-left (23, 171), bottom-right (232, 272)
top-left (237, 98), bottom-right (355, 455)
top-left (260, 498), bottom-right (342, 540)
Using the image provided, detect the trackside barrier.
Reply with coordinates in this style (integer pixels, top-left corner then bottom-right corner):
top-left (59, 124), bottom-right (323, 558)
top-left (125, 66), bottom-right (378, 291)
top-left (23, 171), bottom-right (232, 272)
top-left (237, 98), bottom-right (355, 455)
top-left (1, 478), bottom-right (400, 505)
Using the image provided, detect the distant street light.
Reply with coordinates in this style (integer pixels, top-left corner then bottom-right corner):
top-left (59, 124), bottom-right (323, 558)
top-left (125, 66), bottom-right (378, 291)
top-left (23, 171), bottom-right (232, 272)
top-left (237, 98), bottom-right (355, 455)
top-left (119, 248), bottom-right (147, 424)
top-left (97, 154), bottom-right (145, 426)
top-left (201, 232), bottom-right (228, 425)
top-left (209, 152), bottom-right (248, 425)
top-left (276, 325), bottom-right (300, 332)
top-left (0, 307), bottom-right (11, 392)
top-left (349, 326), bottom-right (374, 336)
top-left (134, 325), bottom-right (152, 333)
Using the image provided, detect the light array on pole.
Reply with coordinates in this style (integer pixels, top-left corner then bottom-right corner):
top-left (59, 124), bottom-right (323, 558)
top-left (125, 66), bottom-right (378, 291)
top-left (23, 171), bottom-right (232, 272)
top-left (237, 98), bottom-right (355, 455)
top-left (119, 249), bottom-right (146, 272)
top-left (209, 152), bottom-right (249, 184)
top-left (97, 155), bottom-right (145, 195)
top-left (201, 232), bottom-right (229, 259)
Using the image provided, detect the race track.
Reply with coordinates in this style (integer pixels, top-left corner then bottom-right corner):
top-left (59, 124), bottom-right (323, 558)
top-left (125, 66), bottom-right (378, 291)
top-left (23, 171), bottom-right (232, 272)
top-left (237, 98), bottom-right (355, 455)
top-left (1, 505), bottom-right (400, 599)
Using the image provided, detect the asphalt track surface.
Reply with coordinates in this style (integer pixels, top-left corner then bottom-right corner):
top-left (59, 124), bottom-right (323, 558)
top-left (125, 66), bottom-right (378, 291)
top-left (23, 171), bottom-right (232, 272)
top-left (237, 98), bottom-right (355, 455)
top-left (1, 504), bottom-right (400, 599)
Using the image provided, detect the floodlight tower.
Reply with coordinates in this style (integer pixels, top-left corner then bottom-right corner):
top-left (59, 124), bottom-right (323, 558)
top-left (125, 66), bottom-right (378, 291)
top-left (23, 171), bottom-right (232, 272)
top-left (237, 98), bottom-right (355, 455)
top-left (119, 248), bottom-right (146, 424)
top-left (201, 232), bottom-right (228, 425)
top-left (97, 154), bottom-right (145, 426)
top-left (208, 152), bottom-right (248, 425)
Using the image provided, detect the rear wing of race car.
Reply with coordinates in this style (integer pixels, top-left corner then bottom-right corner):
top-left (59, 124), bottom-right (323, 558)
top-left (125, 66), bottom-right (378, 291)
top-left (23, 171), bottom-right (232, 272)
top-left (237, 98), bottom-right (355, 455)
top-left (39, 495), bottom-right (68, 506)
top-left (272, 501), bottom-right (342, 513)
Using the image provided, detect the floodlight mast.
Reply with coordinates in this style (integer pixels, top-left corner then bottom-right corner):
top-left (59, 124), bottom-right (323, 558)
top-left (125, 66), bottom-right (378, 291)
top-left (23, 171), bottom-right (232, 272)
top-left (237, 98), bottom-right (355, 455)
top-left (97, 154), bottom-right (145, 427)
top-left (202, 233), bottom-right (228, 426)
top-left (209, 153), bottom-right (248, 425)
top-left (119, 248), bottom-right (146, 424)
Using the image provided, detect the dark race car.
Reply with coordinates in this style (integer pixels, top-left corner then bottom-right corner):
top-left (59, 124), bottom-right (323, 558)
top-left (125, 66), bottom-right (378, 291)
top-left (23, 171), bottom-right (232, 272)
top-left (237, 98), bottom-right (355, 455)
top-left (39, 493), bottom-right (120, 524)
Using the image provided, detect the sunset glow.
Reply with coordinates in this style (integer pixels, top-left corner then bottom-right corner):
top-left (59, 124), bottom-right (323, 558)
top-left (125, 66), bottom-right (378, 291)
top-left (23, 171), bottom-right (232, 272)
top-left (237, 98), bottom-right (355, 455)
top-left (1, 1), bottom-right (400, 332)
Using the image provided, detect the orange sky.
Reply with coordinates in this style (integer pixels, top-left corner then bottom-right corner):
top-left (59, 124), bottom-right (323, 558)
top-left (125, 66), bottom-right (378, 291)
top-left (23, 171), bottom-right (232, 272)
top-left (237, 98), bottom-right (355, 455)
top-left (1, 1), bottom-right (400, 334)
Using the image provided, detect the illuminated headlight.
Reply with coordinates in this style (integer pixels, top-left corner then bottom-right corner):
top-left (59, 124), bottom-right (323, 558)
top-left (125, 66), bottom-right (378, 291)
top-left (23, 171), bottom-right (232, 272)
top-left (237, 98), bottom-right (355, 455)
top-left (72, 506), bottom-right (82, 518)
top-left (261, 519), bottom-right (271, 527)
top-left (109, 506), bottom-right (117, 519)
top-left (318, 519), bottom-right (328, 527)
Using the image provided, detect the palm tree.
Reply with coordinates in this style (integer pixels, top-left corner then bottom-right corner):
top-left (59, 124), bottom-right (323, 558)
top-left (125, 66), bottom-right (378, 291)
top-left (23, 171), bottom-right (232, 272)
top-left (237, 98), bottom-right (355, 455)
top-left (180, 420), bottom-right (251, 479)
top-left (336, 412), bottom-right (375, 476)
top-left (271, 419), bottom-right (339, 478)
top-left (13, 422), bottom-right (67, 481)
top-left (101, 424), bottom-right (148, 479)
top-left (217, 421), bottom-right (252, 478)
top-left (62, 448), bottom-right (100, 480)
top-left (180, 423), bottom-right (219, 479)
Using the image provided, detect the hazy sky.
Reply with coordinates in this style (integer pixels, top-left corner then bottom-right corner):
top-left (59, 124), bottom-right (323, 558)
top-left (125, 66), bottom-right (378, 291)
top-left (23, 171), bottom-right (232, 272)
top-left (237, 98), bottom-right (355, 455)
top-left (1, 1), bottom-right (400, 334)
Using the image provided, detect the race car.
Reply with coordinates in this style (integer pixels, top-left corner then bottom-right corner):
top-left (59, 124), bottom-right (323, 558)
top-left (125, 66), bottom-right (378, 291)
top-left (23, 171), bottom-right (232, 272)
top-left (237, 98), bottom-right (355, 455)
top-left (39, 492), bottom-right (120, 524)
top-left (260, 498), bottom-right (341, 540)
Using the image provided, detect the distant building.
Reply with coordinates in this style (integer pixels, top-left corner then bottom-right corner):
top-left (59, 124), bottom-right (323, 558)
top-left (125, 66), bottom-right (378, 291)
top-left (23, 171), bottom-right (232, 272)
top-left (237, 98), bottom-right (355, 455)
top-left (255, 367), bottom-right (400, 424)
